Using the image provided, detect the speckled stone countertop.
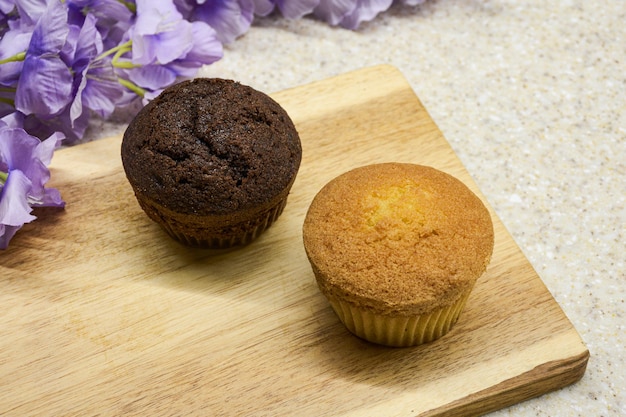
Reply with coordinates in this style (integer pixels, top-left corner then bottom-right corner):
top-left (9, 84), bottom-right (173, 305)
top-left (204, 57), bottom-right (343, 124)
top-left (87, 1), bottom-right (625, 415)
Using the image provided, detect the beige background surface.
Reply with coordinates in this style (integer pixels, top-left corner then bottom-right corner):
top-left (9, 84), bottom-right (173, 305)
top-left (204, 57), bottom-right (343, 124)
top-left (75, 1), bottom-right (625, 415)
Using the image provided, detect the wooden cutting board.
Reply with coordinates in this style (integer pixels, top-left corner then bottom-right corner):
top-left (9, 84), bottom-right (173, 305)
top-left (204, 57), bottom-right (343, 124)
top-left (0, 65), bottom-right (588, 416)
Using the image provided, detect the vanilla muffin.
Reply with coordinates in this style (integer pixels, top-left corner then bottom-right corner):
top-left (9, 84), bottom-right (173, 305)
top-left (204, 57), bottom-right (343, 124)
top-left (121, 78), bottom-right (302, 248)
top-left (302, 163), bottom-right (494, 347)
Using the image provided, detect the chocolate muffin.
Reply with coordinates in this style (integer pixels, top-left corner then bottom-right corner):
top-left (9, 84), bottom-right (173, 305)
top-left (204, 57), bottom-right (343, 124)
top-left (121, 78), bottom-right (302, 248)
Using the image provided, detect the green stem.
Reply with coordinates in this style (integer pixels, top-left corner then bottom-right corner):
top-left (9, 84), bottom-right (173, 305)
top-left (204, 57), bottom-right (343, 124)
top-left (0, 97), bottom-right (15, 106)
top-left (111, 47), bottom-right (140, 69)
top-left (96, 40), bottom-right (132, 61)
top-left (96, 40), bottom-right (140, 69)
top-left (118, 78), bottom-right (145, 97)
top-left (0, 171), bottom-right (8, 184)
top-left (0, 52), bottom-right (26, 65)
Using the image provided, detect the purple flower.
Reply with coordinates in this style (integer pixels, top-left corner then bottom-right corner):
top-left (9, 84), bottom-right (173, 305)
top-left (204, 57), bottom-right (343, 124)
top-left (10, 1), bottom-right (128, 143)
top-left (0, 0), bottom-right (14, 14)
top-left (0, 107), bottom-right (21, 125)
top-left (0, 1), bottom-right (16, 38)
top-left (249, 0), bottom-right (275, 17)
top-left (131, 0), bottom-right (195, 66)
top-left (67, 13), bottom-right (123, 123)
top-left (11, 0), bottom-right (49, 27)
top-left (313, 0), bottom-right (356, 26)
top-left (0, 123), bottom-right (65, 249)
top-left (340, 0), bottom-right (394, 29)
top-left (67, 0), bottom-right (135, 28)
top-left (119, 0), bottom-right (222, 100)
top-left (20, 105), bottom-right (89, 144)
top-left (161, 20), bottom-right (223, 76)
top-left (275, 0), bottom-right (320, 20)
top-left (66, 0), bottom-right (136, 48)
top-left (14, 0), bottom-right (73, 117)
top-left (174, 0), bottom-right (254, 44)
top-left (314, 0), bottom-right (392, 29)
top-left (0, 26), bottom-right (32, 89)
top-left (119, 64), bottom-right (177, 103)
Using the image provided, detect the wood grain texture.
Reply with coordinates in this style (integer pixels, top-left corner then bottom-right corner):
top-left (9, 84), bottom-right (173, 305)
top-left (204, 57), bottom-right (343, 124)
top-left (0, 65), bottom-right (588, 416)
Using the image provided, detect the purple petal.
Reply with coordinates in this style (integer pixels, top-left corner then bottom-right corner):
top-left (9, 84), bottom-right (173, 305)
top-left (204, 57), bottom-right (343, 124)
top-left (22, 107), bottom-right (88, 145)
top-left (100, 24), bottom-right (129, 51)
top-left (313, 0), bottom-right (357, 26)
top-left (0, 126), bottom-right (40, 173)
top-left (69, 14), bottom-right (119, 122)
top-left (80, 73), bottom-right (124, 119)
top-left (0, 169), bottom-right (36, 226)
top-left (338, 0), bottom-right (393, 29)
top-left (60, 23), bottom-right (80, 65)
top-left (154, 22), bottom-right (194, 64)
top-left (13, 0), bottom-right (49, 26)
top-left (132, 0), bottom-right (193, 65)
top-left (184, 21), bottom-right (223, 65)
top-left (164, 61), bottom-right (204, 78)
top-left (15, 54), bottom-right (74, 116)
top-left (0, 0), bottom-right (14, 14)
top-left (0, 28), bottom-right (33, 87)
top-left (142, 89), bottom-right (164, 104)
top-left (15, 1), bottom-right (74, 116)
top-left (154, 21), bottom-right (223, 78)
top-left (67, 0), bottom-right (134, 26)
top-left (36, 187), bottom-right (65, 208)
top-left (125, 65), bottom-right (177, 91)
top-left (0, 128), bottom-right (64, 247)
top-left (172, 0), bottom-right (194, 17)
top-left (0, 127), bottom-right (62, 200)
top-left (189, 0), bottom-right (254, 44)
top-left (23, 0), bottom-right (69, 56)
top-left (34, 131), bottom-right (64, 166)
top-left (249, 0), bottom-right (275, 16)
top-left (275, 0), bottom-right (319, 19)
top-left (134, 0), bottom-right (177, 34)
top-left (0, 110), bottom-right (24, 129)
top-left (73, 13), bottom-right (102, 64)
top-left (130, 34), bottom-right (154, 65)
top-left (70, 65), bottom-right (88, 125)
top-left (399, 0), bottom-right (425, 5)
top-left (0, 224), bottom-right (22, 250)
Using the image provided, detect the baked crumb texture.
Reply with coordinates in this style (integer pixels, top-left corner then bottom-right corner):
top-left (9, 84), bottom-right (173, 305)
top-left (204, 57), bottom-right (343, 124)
top-left (122, 78), bottom-right (302, 248)
top-left (303, 163), bottom-right (494, 346)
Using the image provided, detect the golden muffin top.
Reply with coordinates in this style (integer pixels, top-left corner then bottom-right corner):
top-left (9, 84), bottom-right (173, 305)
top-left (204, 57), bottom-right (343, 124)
top-left (302, 163), bottom-right (494, 316)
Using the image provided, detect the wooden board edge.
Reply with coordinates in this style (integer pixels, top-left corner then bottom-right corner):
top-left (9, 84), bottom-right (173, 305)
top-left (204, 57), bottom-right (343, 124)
top-left (420, 349), bottom-right (590, 417)
top-left (33, 65), bottom-right (591, 416)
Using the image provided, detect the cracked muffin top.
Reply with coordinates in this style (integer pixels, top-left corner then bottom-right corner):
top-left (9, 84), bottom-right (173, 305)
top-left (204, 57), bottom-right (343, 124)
top-left (121, 78), bottom-right (302, 215)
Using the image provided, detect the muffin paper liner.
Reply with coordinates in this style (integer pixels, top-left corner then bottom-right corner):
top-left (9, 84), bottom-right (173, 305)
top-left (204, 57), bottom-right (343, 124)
top-left (144, 196), bottom-right (288, 249)
top-left (327, 291), bottom-right (472, 347)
